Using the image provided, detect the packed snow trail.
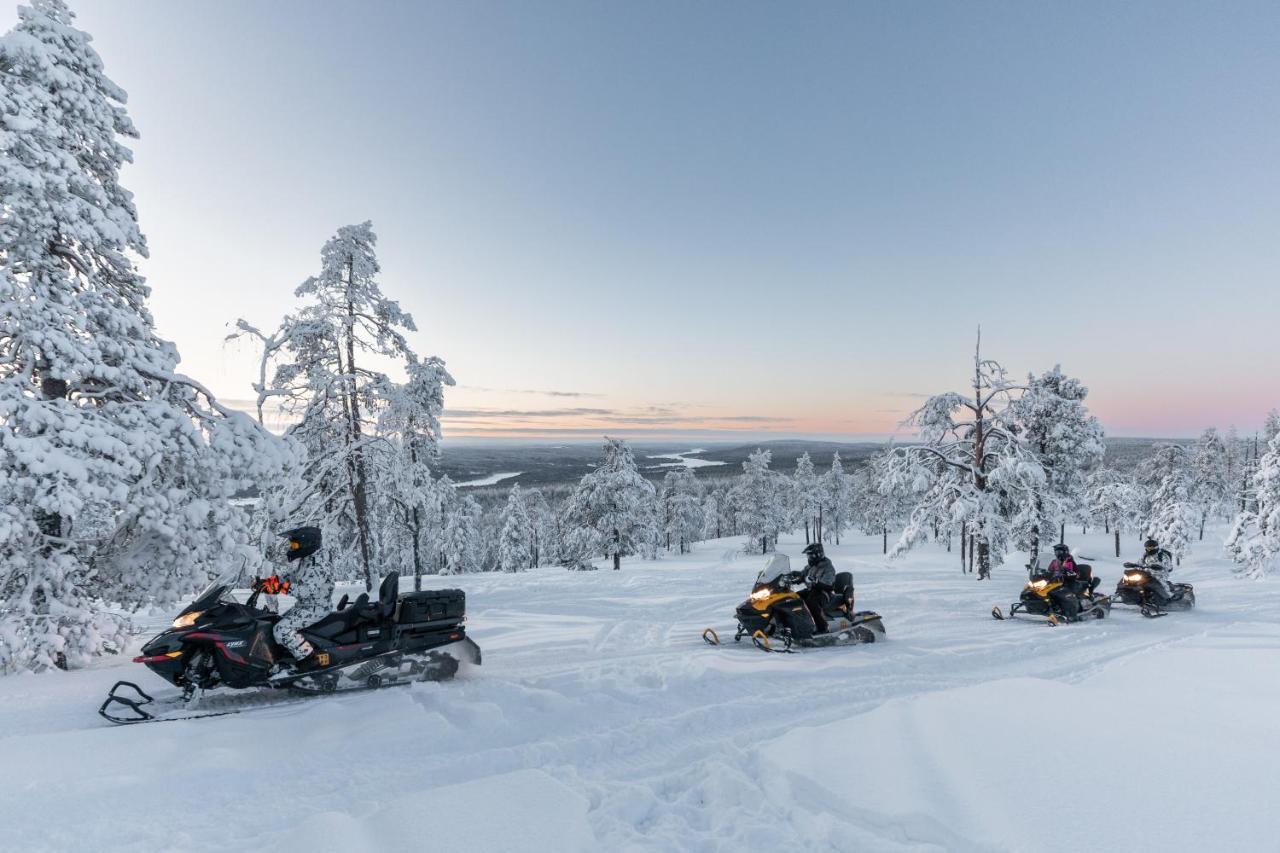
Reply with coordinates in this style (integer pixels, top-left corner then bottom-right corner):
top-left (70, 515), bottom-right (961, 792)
top-left (2, 529), bottom-right (1278, 852)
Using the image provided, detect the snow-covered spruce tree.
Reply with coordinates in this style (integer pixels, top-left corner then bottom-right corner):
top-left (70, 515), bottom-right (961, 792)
top-left (563, 438), bottom-right (656, 570)
top-left (661, 467), bottom-right (704, 554)
top-left (790, 452), bottom-right (820, 543)
top-left (497, 484), bottom-right (533, 572)
top-left (525, 488), bottom-right (555, 568)
top-left (374, 356), bottom-right (453, 588)
top-left (1190, 427), bottom-right (1230, 540)
top-left (819, 452), bottom-right (854, 545)
top-left (1143, 444), bottom-right (1196, 563)
top-left (884, 338), bottom-right (1043, 578)
top-left (1226, 433), bottom-right (1280, 578)
top-left (858, 449), bottom-right (916, 555)
top-left (1009, 367), bottom-right (1104, 561)
top-left (232, 222), bottom-right (421, 589)
top-left (1265, 410), bottom-right (1280, 443)
top-left (731, 449), bottom-right (787, 554)
top-left (701, 492), bottom-right (720, 541)
top-left (1085, 467), bottom-right (1140, 557)
top-left (0, 0), bottom-right (289, 672)
top-left (438, 485), bottom-right (484, 574)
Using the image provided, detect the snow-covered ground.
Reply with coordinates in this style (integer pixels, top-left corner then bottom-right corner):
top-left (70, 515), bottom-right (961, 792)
top-left (3, 528), bottom-right (1278, 853)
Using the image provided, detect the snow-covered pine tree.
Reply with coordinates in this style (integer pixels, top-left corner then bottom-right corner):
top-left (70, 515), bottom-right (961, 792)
top-left (1086, 467), bottom-right (1142, 557)
top-left (858, 449), bottom-right (916, 554)
top-left (819, 452), bottom-right (854, 545)
top-left (1226, 432), bottom-right (1280, 578)
top-left (1190, 427), bottom-right (1231, 540)
top-left (790, 452), bottom-right (820, 543)
top-left (524, 488), bottom-right (555, 568)
top-left (563, 438), bottom-right (656, 570)
top-left (233, 221), bottom-right (421, 589)
top-left (731, 449), bottom-right (786, 554)
top-left (1143, 444), bottom-right (1196, 563)
top-left (884, 336), bottom-right (1042, 578)
top-left (0, 0), bottom-right (288, 672)
top-left (701, 492), bottom-right (720, 541)
top-left (1264, 409), bottom-right (1280, 443)
top-left (661, 467), bottom-right (704, 554)
top-left (1010, 367), bottom-right (1104, 562)
top-left (498, 484), bottom-right (533, 572)
top-left (375, 356), bottom-right (453, 588)
top-left (439, 487), bottom-right (484, 574)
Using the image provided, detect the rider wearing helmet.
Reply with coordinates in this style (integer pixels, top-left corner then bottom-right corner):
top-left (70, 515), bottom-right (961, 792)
top-left (799, 542), bottom-right (837, 634)
top-left (1045, 543), bottom-right (1082, 620)
top-left (1137, 538), bottom-right (1176, 601)
top-left (269, 526), bottom-right (336, 670)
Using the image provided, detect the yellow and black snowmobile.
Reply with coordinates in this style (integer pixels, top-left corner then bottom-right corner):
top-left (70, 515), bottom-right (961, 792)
top-left (991, 562), bottom-right (1110, 625)
top-left (703, 554), bottom-right (885, 653)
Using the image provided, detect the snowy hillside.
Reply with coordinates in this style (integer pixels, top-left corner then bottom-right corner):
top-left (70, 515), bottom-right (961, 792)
top-left (2, 529), bottom-right (1277, 853)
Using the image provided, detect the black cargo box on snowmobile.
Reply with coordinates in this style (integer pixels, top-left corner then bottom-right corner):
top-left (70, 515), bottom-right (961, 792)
top-left (396, 589), bottom-right (466, 626)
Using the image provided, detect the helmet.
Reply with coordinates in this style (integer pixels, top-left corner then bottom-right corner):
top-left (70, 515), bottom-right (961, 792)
top-left (1053, 543), bottom-right (1070, 557)
top-left (282, 526), bottom-right (322, 562)
top-left (1144, 538), bottom-right (1158, 553)
top-left (802, 542), bottom-right (825, 562)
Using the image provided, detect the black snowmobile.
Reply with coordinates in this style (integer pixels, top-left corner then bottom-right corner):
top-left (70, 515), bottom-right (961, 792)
top-left (1114, 563), bottom-right (1195, 617)
top-left (100, 569), bottom-right (481, 724)
top-left (703, 554), bottom-right (885, 653)
top-left (992, 561), bottom-right (1110, 625)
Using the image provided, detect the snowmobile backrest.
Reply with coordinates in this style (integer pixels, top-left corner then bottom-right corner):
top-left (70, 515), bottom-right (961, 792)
top-left (834, 572), bottom-right (853, 595)
top-left (378, 573), bottom-right (400, 615)
top-left (336, 594), bottom-right (349, 611)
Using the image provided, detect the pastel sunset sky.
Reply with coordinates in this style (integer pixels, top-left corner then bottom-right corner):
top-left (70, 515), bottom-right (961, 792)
top-left (70, 0), bottom-right (1279, 440)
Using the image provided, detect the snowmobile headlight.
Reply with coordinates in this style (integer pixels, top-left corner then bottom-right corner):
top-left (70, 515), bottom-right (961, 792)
top-left (172, 611), bottom-right (203, 629)
top-left (1124, 572), bottom-right (1145, 583)
top-left (1030, 580), bottom-right (1047, 591)
top-left (750, 588), bottom-right (772, 601)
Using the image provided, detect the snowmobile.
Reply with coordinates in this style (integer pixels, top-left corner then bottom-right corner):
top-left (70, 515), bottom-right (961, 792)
top-left (991, 563), bottom-right (1110, 625)
top-left (1113, 563), bottom-right (1195, 617)
top-left (100, 569), bottom-right (481, 724)
top-left (702, 554), bottom-right (885, 653)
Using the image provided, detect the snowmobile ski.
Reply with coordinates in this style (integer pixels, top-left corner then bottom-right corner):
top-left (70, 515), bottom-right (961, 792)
top-left (702, 628), bottom-right (721, 646)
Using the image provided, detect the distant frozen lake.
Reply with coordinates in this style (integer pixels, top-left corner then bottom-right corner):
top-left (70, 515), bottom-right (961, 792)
top-left (647, 448), bottom-right (727, 469)
top-left (456, 471), bottom-right (523, 487)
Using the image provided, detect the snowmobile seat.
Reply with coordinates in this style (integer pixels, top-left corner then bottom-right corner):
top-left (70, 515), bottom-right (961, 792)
top-left (306, 592), bottom-right (373, 638)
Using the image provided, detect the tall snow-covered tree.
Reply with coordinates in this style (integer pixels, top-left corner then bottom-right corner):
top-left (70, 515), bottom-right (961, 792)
top-left (1190, 427), bottom-right (1230, 540)
top-left (233, 221), bottom-right (422, 589)
top-left (0, 0), bottom-right (288, 672)
top-left (790, 452), bottom-right (821, 543)
top-left (563, 438), bottom-right (656, 570)
top-left (1143, 444), bottom-right (1196, 563)
top-left (1226, 433), bottom-right (1280, 578)
top-left (884, 337), bottom-right (1042, 578)
top-left (1010, 366), bottom-right (1104, 561)
top-left (819, 452), bottom-right (855, 545)
top-left (661, 467), bottom-right (704, 554)
top-left (701, 492), bottom-right (721, 541)
top-left (1086, 467), bottom-right (1142, 557)
top-left (524, 488), bottom-right (556, 567)
top-left (497, 484), bottom-right (533, 572)
top-left (438, 484), bottom-right (484, 574)
top-left (1264, 410), bottom-right (1280, 443)
top-left (375, 356), bottom-right (453, 588)
top-left (731, 449), bottom-right (786, 554)
top-left (858, 449), bottom-right (915, 554)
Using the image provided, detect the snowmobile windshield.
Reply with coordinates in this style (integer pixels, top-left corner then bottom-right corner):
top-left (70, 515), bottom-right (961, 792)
top-left (186, 563), bottom-right (249, 612)
top-left (756, 553), bottom-right (793, 585)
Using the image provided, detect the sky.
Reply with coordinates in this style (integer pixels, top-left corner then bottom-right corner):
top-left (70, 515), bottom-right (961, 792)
top-left (57, 0), bottom-right (1280, 440)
